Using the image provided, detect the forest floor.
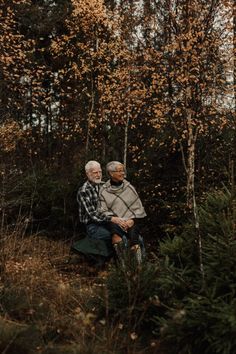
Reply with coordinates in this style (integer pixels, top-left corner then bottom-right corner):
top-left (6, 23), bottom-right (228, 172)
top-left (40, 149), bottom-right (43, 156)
top-left (0, 233), bottom-right (163, 354)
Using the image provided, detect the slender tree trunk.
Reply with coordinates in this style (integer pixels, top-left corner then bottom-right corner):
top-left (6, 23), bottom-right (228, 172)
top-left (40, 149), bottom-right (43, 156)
top-left (0, 163), bottom-right (6, 232)
top-left (232, 0), bottom-right (236, 237)
top-left (185, 90), bottom-right (204, 278)
top-left (186, 98), bottom-right (197, 209)
top-left (234, 0), bottom-right (236, 113)
top-left (85, 79), bottom-right (95, 159)
top-left (123, 115), bottom-right (129, 170)
top-left (186, 88), bottom-right (204, 283)
top-left (123, 66), bottom-right (131, 169)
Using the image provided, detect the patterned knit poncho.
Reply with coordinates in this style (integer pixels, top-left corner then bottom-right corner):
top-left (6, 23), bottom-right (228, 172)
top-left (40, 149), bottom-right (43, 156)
top-left (99, 179), bottom-right (147, 220)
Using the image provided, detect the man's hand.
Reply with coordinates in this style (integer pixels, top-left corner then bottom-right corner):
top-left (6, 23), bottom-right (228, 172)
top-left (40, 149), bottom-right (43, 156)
top-left (111, 216), bottom-right (127, 229)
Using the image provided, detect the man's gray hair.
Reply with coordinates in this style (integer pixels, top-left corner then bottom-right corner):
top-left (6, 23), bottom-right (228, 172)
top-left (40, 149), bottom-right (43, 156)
top-left (85, 160), bottom-right (101, 172)
top-left (106, 161), bottom-right (123, 174)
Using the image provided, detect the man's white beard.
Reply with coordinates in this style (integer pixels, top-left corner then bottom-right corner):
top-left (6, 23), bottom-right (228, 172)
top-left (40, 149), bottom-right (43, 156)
top-left (94, 178), bottom-right (102, 184)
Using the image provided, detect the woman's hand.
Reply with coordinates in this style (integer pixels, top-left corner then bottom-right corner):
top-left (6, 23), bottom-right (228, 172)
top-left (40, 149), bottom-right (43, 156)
top-left (124, 219), bottom-right (134, 229)
top-left (111, 216), bottom-right (127, 229)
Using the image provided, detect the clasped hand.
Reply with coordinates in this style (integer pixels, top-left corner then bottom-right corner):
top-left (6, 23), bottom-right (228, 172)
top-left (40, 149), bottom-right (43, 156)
top-left (111, 216), bottom-right (134, 231)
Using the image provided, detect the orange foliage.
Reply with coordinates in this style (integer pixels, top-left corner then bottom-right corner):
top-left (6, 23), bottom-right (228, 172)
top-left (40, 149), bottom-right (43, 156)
top-left (0, 120), bottom-right (23, 152)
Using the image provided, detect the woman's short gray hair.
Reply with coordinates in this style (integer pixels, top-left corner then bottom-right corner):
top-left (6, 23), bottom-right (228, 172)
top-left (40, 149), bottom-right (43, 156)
top-left (85, 160), bottom-right (101, 172)
top-left (106, 161), bottom-right (123, 174)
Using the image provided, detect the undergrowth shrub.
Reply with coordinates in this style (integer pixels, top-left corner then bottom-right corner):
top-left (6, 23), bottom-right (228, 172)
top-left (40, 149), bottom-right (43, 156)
top-left (156, 293), bottom-right (236, 354)
top-left (152, 187), bottom-right (236, 354)
top-left (0, 168), bottom-right (79, 234)
top-left (97, 259), bottom-right (161, 336)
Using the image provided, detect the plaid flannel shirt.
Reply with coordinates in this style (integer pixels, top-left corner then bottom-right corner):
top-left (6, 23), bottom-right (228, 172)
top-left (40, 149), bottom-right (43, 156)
top-left (77, 180), bottom-right (111, 224)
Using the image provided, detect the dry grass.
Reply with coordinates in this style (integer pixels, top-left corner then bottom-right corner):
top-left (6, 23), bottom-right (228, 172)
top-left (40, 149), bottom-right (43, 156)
top-left (0, 229), bottom-right (160, 354)
top-left (0, 231), bottom-right (102, 351)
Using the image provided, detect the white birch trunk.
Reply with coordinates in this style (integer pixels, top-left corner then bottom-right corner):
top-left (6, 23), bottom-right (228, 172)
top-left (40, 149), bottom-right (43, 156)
top-left (185, 87), bottom-right (204, 279)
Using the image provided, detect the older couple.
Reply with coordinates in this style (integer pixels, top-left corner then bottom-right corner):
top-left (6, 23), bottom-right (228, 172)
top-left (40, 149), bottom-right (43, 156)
top-left (77, 160), bottom-right (146, 263)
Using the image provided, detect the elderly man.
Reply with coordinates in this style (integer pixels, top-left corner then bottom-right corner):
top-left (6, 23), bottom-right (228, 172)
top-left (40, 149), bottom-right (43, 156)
top-left (77, 160), bottom-right (126, 242)
top-left (99, 161), bottom-right (146, 264)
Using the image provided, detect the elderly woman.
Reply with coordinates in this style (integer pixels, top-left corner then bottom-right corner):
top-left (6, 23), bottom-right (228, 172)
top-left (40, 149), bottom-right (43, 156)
top-left (99, 161), bottom-right (146, 264)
